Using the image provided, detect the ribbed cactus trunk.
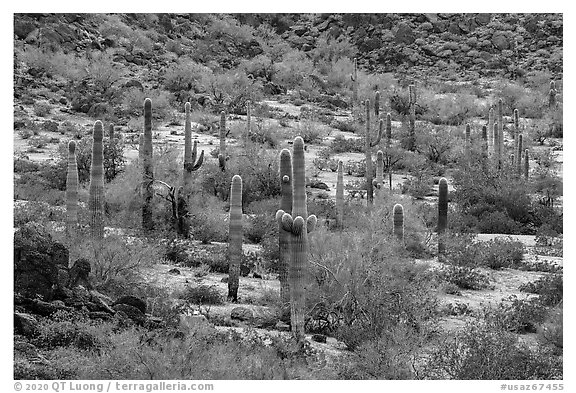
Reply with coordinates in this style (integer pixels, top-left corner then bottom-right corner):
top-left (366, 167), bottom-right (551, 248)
top-left (278, 149), bottom-right (292, 305)
top-left (277, 137), bottom-right (317, 340)
top-left (464, 123), bottom-right (471, 155)
top-left (336, 160), bottom-right (344, 229)
top-left (516, 133), bottom-right (523, 175)
top-left (142, 98), bottom-right (154, 231)
top-left (246, 100), bottom-right (251, 143)
top-left (66, 140), bottom-right (79, 243)
top-left (219, 110), bottom-right (227, 171)
top-left (364, 100), bottom-right (383, 207)
top-left (375, 149), bottom-right (384, 193)
top-left (513, 108), bottom-right (519, 141)
top-left (488, 107), bottom-right (494, 153)
top-left (89, 121), bottom-right (105, 241)
top-left (497, 99), bottom-right (504, 168)
top-left (109, 123), bottom-right (115, 140)
top-left (374, 91), bottom-right (380, 118)
top-left (351, 57), bottom-right (358, 105)
top-left (393, 204), bottom-right (404, 242)
top-left (481, 125), bottom-right (488, 157)
top-left (493, 123), bottom-right (501, 169)
top-left (408, 84), bottom-right (416, 151)
top-left (438, 177), bottom-right (448, 255)
top-left (549, 81), bottom-right (557, 109)
top-left (183, 102), bottom-right (204, 193)
top-left (524, 149), bottom-right (529, 179)
top-left (227, 175), bottom-right (243, 302)
top-left (386, 113), bottom-right (392, 147)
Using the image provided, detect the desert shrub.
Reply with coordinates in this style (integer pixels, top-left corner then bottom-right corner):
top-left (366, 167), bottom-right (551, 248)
top-left (121, 87), bottom-right (173, 120)
top-left (519, 274), bottom-right (562, 307)
top-left (163, 58), bottom-right (212, 93)
top-left (497, 82), bottom-right (547, 118)
top-left (422, 92), bottom-right (484, 126)
top-left (480, 237), bottom-right (525, 269)
top-left (423, 320), bottom-right (562, 379)
top-left (33, 311), bottom-right (109, 351)
top-left (178, 285), bottom-right (223, 305)
top-left (33, 100), bottom-right (52, 117)
top-left (247, 122), bottom-right (280, 148)
top-left (274, 49), bottom-right (316, 90)
top-left (188, 209), bottom-right (228, 244)
top-left (27, 135), bottom-right (50, 149)
top-left (330, 134), bottom-right (363, 153)
top-left (483, 295), bottom-right (548, 334)
top-left (537, 305), bottom-right (563, 355)
top-left (438, 265), bottom-right (491, 290)
top-left (72, 233), bottom-right (162, 286)
top-left (294, 120), bottom-right (325, 144)
top-left (14, 200), bottom-right (65, 228)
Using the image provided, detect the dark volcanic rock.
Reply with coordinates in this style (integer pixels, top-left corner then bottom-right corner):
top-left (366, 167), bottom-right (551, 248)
top-left (113, 295), bottom-right (147, 314)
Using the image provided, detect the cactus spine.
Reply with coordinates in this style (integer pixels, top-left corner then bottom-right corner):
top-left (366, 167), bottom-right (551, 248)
top-left (227, 175), bottom-right (243, 302)
top-left (66, 140), bottom-right (79, 242)
top-left (364, 99), bottom-right (383, 206)
top-left (183, 102), bottom-right (204, 190)
top-left (393, 204), bottom-right (404, 241)
top-left (278, 149), bottom-right (293, 304)
top-left (336, 160), bottom-right (344, 229)
top-left (438, 177), bottom-right (448, 255)
top-left (89, 121), bottom-right (105, 240)
top-left (142, 98), bottom-right (154, 231)
top-left (276, 137), bottom-right (317, 340)
top-left (524, 149), bottom-right (529, 179)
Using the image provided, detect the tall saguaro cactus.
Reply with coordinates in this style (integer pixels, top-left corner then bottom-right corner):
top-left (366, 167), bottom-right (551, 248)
top-left (513, 108), bottom-right (519, 141)
top-left (246, 100), bottom-right (252, 142)
top-left (138, 134), bottom-right (144, 162)
top-left (227, 175), bottom-right (243, 302)
top-left (364, 99), bottom-right (383, 207)
top-left (488, 107), bottom-right (494, 152)
top-left (497, 98), bottom-right (504, 165)
top-left (142, 98), bottom-right (154, 231)
top-left (109, 123), bottom-right (115, 140)
top-left (407, 84), bottom-right (417, 151)
top-left (278, 149), bottom-right (293, 304)
top-left (438, 177), bottom-right (448, 255)
top-left (464, 123), bottom-right (471, 155)
top-left (393, 204), bottom-right (404, 242)
top-left (66, 140), bottom-right (79, 240)
top-left (183, 102), bottom-right (204, 190)
top-left (386, 113), bottom-right (392, 147)
top-left (89, 121), bottom-right (105, 240)
top-left (493, 123), bottom-right (501, 169)
top-left (276, 137), bottom-right (317, 340)
top-left (350, 57), bottom-right (358, 105)
top-left (516, 133), bottom-right (523, 175)
top-left (336, 160), bottom-right (344, 229)
top-left (374, 91), bottom-right (380, 118)
top-left (549, 81), bottom-right (557, 109)
top-left (524, 149), bottom-right (529, 179)
top-left (219, 110), bottom-right (227, 171)
top-left (375, 150), bottom-right (384, 191)
top-left (481, 125), bottom-right (488, 157)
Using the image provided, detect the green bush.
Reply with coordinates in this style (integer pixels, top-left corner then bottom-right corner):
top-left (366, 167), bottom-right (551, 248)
top-left (178, 285), bottom-right (223, 305)
top-left (33, 100), bottom-right (52, 117)
top-left (519, 274), bottom-right (562, 307)
top-left (438, 265), bottom-right (491, 290)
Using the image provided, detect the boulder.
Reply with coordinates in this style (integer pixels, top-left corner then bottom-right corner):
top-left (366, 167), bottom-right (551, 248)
top-left (14, 312), bottom-right (39, 337)
top-left (231, 307), bottom-right (254, 321)
top-left (311, 334), bottom-right (327, 343)
top-left (492, 32), bottom-right (510, 50)
top-left (394, 22), bottom-right (416, 44)
top-left (113, 304), bottom-right (146, 326)
top-left (113, 295), bottom-right (147, 314)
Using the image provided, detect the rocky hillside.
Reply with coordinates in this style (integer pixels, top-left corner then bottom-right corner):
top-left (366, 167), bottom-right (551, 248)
top-left (14, 13), bottom-right (563, 82)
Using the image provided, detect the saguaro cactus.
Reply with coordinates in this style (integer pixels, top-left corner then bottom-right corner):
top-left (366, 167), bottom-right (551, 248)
top-left (438, 177), bottom-right (448, 255)
top-left (374, 91), bottom-right (380, 118)
top-left (109, 123), bottom-right (115, 140)
top-left (407, 84), bottom-right (416, 151)
top-left (488, 107), bottom-right (494, 152)
top-left (278, 149), bottom-right (293, 304)
top-left (336, 160), bottom-right (344, 229)
top-left (386, 113), bottom-right (392, 147)
top-left (375, 150), bottom-right (384, 191)
top-left (464, 123), bottom-right (471, 155)
top-left (183, 102), bottom-right (204, 190)
top-left (219, 110), bottom-right (227, 171)
top-left (524, 149), bottom-right (529, 179)
top-left (497, 98), bottom-right (504, 159)
top-left (246, 100), bottom-right (252, 141)
top-left (513, 108), bottom-right (519, 141)
top-left (138, 134), bottom-right (144, 162)
top-left (276, 137), bottom-right (317, 340)
top-left (393, 204), bottom-right (404, 241)
top-left (493, 123), bottom-right (501, 169)
top-left (142, 98), bottom-right (154, 231)
top-left (516, 133), bottom-right (523, 175)
top-left (350, 57), bottom-right (358, 104)
top-left (227, 175), bottom-right (243, 302)
top-left (89, 121), bottom-right (105, 240)
top-left (364, 99), bottom-right (383, 207)
top-left (66, 140), bottom-right (79, 240)
top-left (481, 125), bottom-right (488, 156)
top-left (549, 81), bottom-right (557, 108)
